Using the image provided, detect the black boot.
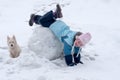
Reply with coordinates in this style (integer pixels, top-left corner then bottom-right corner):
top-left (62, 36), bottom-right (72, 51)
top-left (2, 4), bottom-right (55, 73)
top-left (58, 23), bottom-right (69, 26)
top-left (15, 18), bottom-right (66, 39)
top-left (65, 55), bottom-right (75, 66)
top-left (29, 14), bottom-right (35, 26)
top-left (73, 53), bottom-right (83, 64)
top-left (54, 4), bottom-right (63, 18)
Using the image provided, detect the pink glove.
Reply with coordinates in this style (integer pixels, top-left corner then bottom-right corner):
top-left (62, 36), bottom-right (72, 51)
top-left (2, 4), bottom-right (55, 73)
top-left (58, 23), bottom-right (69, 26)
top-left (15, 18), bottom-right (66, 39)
top-left (74, 32), bottom-right (92, 47)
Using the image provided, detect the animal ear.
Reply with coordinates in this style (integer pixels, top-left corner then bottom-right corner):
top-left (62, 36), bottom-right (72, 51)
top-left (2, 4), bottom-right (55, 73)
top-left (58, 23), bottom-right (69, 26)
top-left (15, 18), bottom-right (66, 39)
top-left (13, 35), bottom-right (16, 41)
top-left (13, 35), bottom-right (15, 39)
top-left (7, 36), bottom-right (10, 40)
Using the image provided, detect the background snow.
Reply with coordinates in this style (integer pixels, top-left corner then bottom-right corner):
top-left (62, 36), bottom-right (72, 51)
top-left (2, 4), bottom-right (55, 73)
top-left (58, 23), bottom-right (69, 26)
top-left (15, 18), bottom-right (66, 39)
top-left (0, 0), bottom-right (120, 80)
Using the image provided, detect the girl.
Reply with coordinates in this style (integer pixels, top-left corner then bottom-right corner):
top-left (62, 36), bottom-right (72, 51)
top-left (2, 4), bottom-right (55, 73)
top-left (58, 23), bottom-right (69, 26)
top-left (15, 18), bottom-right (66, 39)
top-left (29, 4), bottom-right (91, 66)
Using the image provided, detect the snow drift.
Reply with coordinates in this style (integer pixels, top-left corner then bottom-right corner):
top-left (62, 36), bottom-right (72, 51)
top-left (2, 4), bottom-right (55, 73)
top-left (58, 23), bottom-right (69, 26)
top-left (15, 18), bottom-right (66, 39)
top-left (28, 26), bottom-right (63, 60)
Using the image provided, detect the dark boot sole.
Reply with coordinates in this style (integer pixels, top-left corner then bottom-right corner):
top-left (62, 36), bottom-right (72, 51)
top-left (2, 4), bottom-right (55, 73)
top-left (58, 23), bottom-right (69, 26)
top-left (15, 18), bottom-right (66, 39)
top-left (29, 14), bottom-right (35, 26)
top-left (56, 4), bottom-right (63, 18)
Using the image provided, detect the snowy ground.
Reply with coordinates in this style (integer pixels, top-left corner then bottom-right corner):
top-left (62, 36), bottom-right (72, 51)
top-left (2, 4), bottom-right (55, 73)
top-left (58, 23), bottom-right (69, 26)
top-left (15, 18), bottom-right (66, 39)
top-left (0, 0), bottom-right (120, 80)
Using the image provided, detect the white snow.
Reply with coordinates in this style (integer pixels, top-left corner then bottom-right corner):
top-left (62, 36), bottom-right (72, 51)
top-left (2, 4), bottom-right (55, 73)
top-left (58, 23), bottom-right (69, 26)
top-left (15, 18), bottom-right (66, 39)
top-left (28, 26), bottom-right (63, 60)
top-left (0, 0), bottom-right (120, 80)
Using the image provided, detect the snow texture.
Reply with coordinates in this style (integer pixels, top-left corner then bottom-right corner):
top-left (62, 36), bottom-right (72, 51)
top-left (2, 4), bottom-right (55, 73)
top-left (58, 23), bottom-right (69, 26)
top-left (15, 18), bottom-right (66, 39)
top-left (0, 0), bottom-right (120, 80)
top-left (28, 26), bottom-right (63, 60)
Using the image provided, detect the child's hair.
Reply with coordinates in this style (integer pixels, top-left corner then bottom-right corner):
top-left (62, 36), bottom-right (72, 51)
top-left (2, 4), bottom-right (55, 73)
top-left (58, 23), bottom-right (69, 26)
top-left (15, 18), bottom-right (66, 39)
top-left (73, 32), bottom-right (82, 45)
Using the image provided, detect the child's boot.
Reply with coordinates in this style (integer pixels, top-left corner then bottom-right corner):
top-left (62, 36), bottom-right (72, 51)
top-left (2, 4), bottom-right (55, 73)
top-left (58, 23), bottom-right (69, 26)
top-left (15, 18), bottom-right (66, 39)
top-left (29, 14), bottom-right (35, 26)
top-left (73, 53), bottom-right (83, 64)
top-left (65, 55), bottom-right (75, 66)
top-left (54, 4), bottom-right (63, 18)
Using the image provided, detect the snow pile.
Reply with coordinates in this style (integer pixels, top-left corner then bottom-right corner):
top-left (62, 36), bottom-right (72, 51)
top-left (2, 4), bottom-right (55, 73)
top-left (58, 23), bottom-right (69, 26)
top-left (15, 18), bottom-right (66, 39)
top-left (0, 0), bottom-right (120, 80)
top-left (28, 26), bottom-right (63, 60)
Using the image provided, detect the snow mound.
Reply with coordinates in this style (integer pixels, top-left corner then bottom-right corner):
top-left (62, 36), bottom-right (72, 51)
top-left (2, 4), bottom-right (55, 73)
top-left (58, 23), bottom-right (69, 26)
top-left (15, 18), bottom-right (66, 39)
top-left (28, 26), bottom-right (63, 60)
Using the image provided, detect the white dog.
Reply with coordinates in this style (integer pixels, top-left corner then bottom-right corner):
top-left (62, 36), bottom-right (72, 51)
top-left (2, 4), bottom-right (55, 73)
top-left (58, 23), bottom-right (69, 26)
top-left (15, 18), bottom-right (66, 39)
top-left (7, 35), bottom-right (21, 58)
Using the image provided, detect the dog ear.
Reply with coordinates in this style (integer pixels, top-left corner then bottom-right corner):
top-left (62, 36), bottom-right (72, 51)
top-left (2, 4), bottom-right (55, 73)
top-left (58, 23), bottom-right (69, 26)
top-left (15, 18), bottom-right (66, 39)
top-left (7, 36), bottom-right (10, 40)
top-left (13, 35), bottom-right (17, 42)
top-left (13, 35), bottom-right (16, 39)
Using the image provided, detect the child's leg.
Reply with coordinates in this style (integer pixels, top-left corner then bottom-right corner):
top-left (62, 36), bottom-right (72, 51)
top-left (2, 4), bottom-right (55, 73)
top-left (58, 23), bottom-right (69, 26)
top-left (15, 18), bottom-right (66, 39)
top-left (73, 47), bottom-right (83, 64)
top-left (29, 4), bottom-right (62, 26)
top-left (34, 10), bottom-right (56, 27)
top-left (65, 55), bottom-right (74, 66)
top-left (63, 40), bottom-right (75, 66)
top-left (33, 15), bottom-right (42, 24)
